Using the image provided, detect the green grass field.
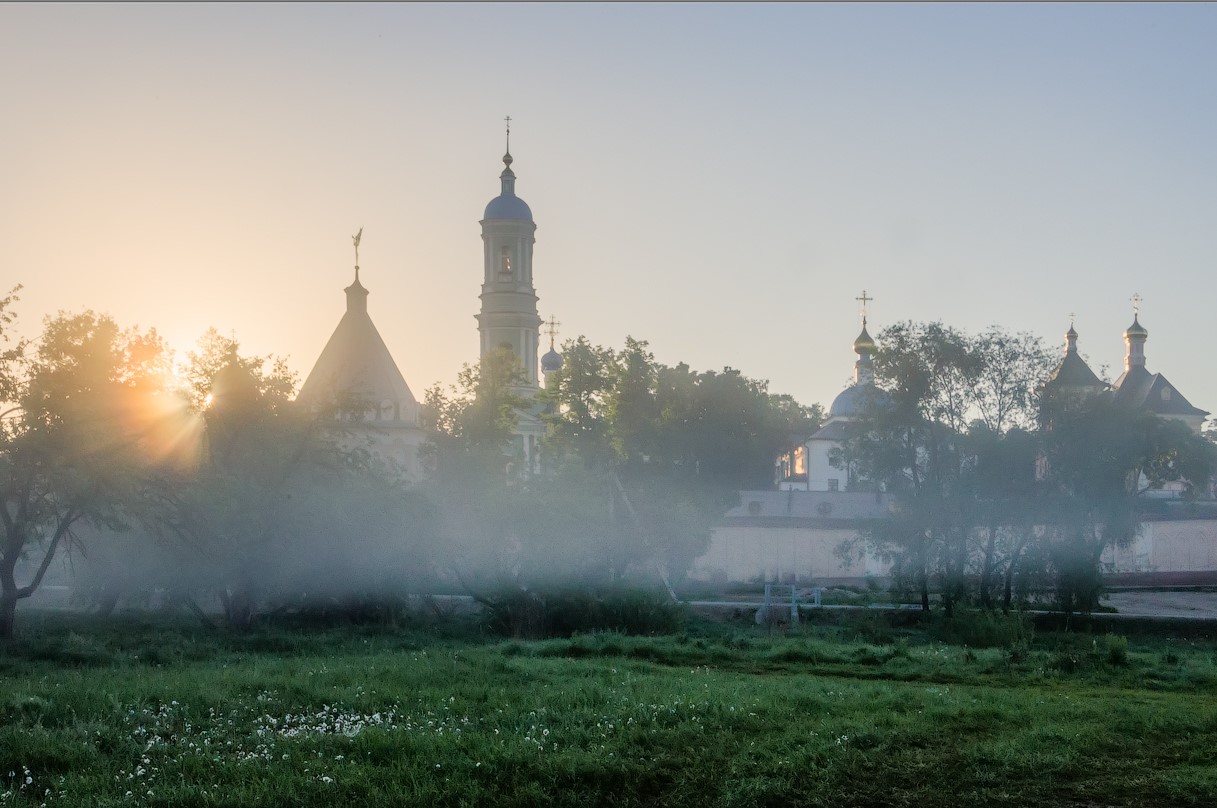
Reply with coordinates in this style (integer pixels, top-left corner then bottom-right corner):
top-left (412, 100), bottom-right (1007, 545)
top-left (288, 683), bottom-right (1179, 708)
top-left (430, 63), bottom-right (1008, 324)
top-left (2, 610), bottom-right (1216, 807)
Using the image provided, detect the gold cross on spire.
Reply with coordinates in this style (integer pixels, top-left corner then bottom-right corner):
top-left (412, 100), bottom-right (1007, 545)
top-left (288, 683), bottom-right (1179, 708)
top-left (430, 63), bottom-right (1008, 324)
top-left (504, 115), bottom-right (512, 153)
top-left (855, 290), bottom-right (873, 325)
top-left (352, 226), bottom-right (363, 279)
top-left (544, 315), bottom-right (561, 349)
top-left (1068, 311), bottom-right (1076, 326)
top-left (1131, 292), bottom-right (1142, 317)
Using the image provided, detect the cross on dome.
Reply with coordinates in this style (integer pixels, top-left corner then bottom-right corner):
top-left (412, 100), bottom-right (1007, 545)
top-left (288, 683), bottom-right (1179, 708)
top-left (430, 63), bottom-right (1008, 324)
top-left (855, 290), bottom-right (874, 326)
top-left (544, 314), bottom-right (561, 349)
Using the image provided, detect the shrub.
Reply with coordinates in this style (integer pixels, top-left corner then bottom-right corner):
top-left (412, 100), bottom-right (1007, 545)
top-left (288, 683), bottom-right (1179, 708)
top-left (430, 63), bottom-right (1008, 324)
top-left (479, 586), bottom-right (684, 638)
top-left (1049, 647), bottom-right (1084, 673)
top-left (1103, 634), bottom-right (1129, 666)
top-left (18, 633), bottom-right (116, 667)
top-left (930, 610), bottom-right (1034, 649)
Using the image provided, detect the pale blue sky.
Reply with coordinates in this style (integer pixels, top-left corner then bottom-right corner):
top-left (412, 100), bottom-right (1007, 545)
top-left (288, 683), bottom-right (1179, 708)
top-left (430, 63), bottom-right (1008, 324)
top-left (1, 3), bottom-right (1214, 418)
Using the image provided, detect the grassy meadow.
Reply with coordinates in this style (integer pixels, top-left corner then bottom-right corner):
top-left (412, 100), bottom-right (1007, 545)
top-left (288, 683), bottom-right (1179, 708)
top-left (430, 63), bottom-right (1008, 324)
top-left (2, 609), bottom-right (1216, 807)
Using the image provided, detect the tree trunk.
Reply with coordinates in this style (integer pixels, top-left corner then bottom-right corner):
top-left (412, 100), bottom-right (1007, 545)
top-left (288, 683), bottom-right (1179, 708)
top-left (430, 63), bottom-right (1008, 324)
top-left (1002, 534), bottom-right (1031, 614)
top-left (0, 593), bottom-right (15, 640)
top-left (919, 552), bottom-right (931, 612)
top-left (95, 590), bottom-right (120, 617)
top-left (979, 524), bottom-right (998, 610)
top-left (0, 550), bottom-right (18, 640)
top-left (224, 587), bottom-right (256, 631)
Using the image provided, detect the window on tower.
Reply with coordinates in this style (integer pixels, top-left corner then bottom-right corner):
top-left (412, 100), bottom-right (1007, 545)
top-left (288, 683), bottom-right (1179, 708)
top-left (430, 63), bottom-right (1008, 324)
top-left (500, 247), bottom-right (512, 276)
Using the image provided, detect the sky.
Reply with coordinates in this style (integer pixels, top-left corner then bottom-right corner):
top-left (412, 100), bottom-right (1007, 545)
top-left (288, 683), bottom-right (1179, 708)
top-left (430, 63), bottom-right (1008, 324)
top-left (2, 3), bottom-right (1215, 420)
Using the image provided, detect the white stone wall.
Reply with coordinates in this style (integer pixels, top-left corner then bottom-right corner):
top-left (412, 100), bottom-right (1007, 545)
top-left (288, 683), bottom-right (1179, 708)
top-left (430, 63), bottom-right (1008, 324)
top-left (1146, 520), bottom-right (1217, 572)
top-left (690, 526), bottom-right (888, 583)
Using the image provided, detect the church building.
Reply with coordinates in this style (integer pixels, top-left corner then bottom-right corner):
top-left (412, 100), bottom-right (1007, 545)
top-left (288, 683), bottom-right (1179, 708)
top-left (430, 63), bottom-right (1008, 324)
top-left (295, 235), bottom-right (427, 481)
top-left (1110, 312), bottom-right (1209, 434)
top-left (1043, 303), bottom-right (1209, 436)
top-left (296, 125), bottom-right (562, 480)
top-left (779, 294), bottom-right (880, 493)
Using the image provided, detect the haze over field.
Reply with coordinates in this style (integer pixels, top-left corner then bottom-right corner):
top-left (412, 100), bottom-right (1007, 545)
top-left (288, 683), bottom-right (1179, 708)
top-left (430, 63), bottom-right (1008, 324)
top-left (2, 3), bottom-right (1215, 416)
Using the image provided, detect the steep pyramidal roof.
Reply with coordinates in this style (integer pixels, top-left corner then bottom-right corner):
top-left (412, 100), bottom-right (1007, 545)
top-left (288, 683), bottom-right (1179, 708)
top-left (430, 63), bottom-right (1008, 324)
top-left (1110, 312), bottom-right (1207, 420)
top-left (297, 271), bottom-right (419, 426)
top-left (1045, 324), bottom-right (1105, 392)
top-left (1113, 367), bottom-right (1208, 418)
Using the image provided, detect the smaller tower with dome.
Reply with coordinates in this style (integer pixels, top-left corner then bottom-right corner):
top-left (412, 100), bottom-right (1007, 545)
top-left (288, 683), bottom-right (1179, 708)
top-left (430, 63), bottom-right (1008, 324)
top-left (1111, 295), bottom-right (1208, 434)
top-left (540, 315), bottom-right (563, 387)
top-left (1041, 317), bottom-right (1107, 409)
top-left (799, 292), bottom-right (883, 492)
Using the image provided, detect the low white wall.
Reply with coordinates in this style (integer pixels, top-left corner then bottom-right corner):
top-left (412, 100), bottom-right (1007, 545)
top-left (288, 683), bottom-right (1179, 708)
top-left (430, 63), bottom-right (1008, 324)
top-left (690, 526), bottom-right (887, 584)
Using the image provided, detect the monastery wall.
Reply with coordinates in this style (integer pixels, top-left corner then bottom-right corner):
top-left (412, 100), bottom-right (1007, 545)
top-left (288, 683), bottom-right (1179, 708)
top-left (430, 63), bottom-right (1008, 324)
top-left (690, 525), bottom-right (888, 584)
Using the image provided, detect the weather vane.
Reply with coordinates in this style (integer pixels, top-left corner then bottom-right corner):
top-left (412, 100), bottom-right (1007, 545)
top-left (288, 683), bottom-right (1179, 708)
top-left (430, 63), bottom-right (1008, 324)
top-left (1131, 292), bottom-right (1142, 317)
top-left (352, 227), bottom-right (363, 279)
top-left (855, 290), bottom-right (873, 325)
top-left (544, 314), bottom-right (561, 349)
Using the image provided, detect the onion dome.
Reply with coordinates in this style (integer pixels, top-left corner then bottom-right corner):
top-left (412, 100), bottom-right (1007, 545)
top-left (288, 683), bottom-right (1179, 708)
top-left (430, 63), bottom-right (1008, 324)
top-left (853, 325), bottom-right (877, 356)
top-left (1124, 315), bottom-right (1148, 340)
top-left (829, 384), bottom-right (866, 418)
top-left (483, 151), bottom-right (533, 221)
top-left (541, 347), bottom-right (564, 373)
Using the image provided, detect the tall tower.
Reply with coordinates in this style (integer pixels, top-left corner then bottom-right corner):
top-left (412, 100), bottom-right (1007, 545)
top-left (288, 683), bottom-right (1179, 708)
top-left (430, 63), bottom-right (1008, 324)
top-left (476, 119), bottom-right (542, 387)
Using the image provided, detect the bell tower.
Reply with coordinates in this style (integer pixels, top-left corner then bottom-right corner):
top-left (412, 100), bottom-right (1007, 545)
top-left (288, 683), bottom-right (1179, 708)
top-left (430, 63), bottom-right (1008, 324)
top-left (475, 117), bottom-right (542, 388)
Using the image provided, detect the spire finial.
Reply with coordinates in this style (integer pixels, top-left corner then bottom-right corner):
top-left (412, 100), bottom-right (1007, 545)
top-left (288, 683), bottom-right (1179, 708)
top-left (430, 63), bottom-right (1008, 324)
top-left (352, 226), bottom-right (363, 281)
top-left (544, 314), bottom-right (561, 350)
top-left (1068, 311), bottom-right (1076, 327)
top-left (1131, 292), bottom-right (1142, 318)
top-left (502, 115), bottom-right (513, 168)
top-left (856, 289), bottom-right (873, 327)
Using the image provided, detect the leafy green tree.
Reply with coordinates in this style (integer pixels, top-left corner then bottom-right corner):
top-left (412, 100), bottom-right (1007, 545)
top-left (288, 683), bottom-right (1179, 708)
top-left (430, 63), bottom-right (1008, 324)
top-left (605, 337), bottom-right (660, 467)
top-left (422, 345), bottom-right (529, 471)
top-left (848, 322), bottom-right (1055, 614)
top-left (0, 299), bottom-right (182, 638)
top-left (847, 322), bottom-right (975, 612)
top-left (82, 330), bottom-right (437, 627)
top-left (143, 333), bottom-right (312, 627)
top-left (1040, 395), bottom-right (1216, 612)
top-left (432, 334), bottom-right (820, 608)
top-left (540, 336), bottom-right (616, 466)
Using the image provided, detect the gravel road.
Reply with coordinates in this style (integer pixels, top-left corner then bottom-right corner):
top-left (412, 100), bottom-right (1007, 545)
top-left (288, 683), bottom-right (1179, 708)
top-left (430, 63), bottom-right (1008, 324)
top-left (1102, 590), bottom-right (1217, 619)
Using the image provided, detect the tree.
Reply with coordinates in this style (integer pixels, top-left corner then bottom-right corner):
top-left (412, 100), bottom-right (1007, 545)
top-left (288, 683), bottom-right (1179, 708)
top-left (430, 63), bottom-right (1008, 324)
top-left (846, 322), bottom-right (975, 612)
top-left (1039, 395), bottom-right (1216, 612)
top-left (429, 335), bottom-right (821, 611)
top-left (846, 322), bottom-right (1056, 614)
top-left (80, 330), bottom-right (438, 628)
top-left (540, 336), bottom-right (616, 466)
top-left (422, 345), bottom-right (529, 471)
top-left (0, 300), bottom-right (185, 638)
